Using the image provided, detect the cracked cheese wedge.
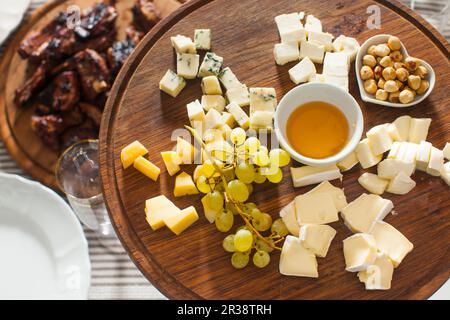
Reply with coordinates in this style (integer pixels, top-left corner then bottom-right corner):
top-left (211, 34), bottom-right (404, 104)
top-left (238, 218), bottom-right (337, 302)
top-left (341, 193), bottom-right (393, 233)
top-left (299, 224), bottom-right (337, 257)
top-left (279, 201), bottom-right (299, 237)
top-left (392, 115), bottom-right (411, 141)
top-left (426, 146), bottom-right (444, 176)
top-left (145, 195), bottom-right (181, 230)
top-left (377, 158), bottom-right (415, 179)
top-left (304, 14), bottom-right (322, 33)
top-left (386, 171), bottom-right (416, 195)
top-left (408, 118), bottom-right (431, 144)
top-left (358, 253), bottom-right (394, 290)
top-left (356, 139), bottom-right (382, 169)
top-left (201, 194), bottom-right (217, 223)
top-left (337, 151), bottom-right (359, 172)
top-left (440, 162), bottom-right (450, 186)
top-left (163, 206), bottom-right (199, 235)
top-left (343, 233), bottom-right (377, 272)
top-left (305, 180), bottom-right (348, 211)
top-left (309, 31), bottom-right (334, 52)
top-left (279, 235), bottom-right (318, 278)
top-left (387, 123), bottom-right (402, 141)
top-left (370, 221), bottom-right (413, 268)
top-left (121, 140), bottom-right (149, 169)
top-left (290, 164), bottom-right (342, 188)
top-left (387, 141), bottom-right (401, 159)
top-left (367, 124), bottom-right (393, 156)
top-left (133, 156), bottom-right (160, 181)
top-left (295, 193), bottom-right (339, 225)
top-left (331, 35), bottom-right (360, 63)
top-left (174, 172), bottom-right (199, 197)
top-left (161, 151), bottom-right (181, 176)
top-left (416, 141), bottom-right (432, 171)
top-left (358, 173), bottom-right (388, 195)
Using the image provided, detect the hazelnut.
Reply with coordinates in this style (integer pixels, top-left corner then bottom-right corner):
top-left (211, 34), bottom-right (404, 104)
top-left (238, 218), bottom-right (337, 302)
top-left (390, 50), bottom-right (403, 62)
top-left (396, 80), bottom-right (404, 90)
top-left (407, 75), bottom-right (421, 90)
top-left (382, 67), bottom-right (396, 80)
top-left (374, 44), bottom-right (390, 57)
top-left (364, 79), bottom-right (378, 94)
top-left (404, 57), bottom-right (421, 71)
top-left (416, 80), bottom-right (430, 94)
top-left (380, 56), bottom-right (393, 68)
top-left (414, 66), bottom-right (428, 79)
top-left (374, 66), bottom-right (383, 80)
top-left (389, 91), bottom-right (400, 103)
top-left (399, 89), bottom-right (415, 104)
top-left (396, 68), bottom-right (409, 82)
top-left (378, 78), bottom-right (386, 89)
top-left (387, 36), bottom-right (402, 51)
top-left (394, 62), bottom-right (406, 70)
top-left (367, 45), bottom-right (377, 56)
top-left (375, 89), bottom-right (388, 101)
top-left (360, 66), bottom-right (374, 80)
top-left (384, 80), bottom-right (399, 93)
top-left (363, 55), bottom-right (377, 68)
top-left (404, 86), bottom-right (417, 97)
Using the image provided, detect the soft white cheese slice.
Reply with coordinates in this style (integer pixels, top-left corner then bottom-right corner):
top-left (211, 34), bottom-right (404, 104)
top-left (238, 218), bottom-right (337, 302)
top-left (341, 193), bottom-right (393, 233)
top-left (358, 173), bottom-right (389, 195)
top-left (225, 84), bottom-right (250, 107)
top-left (299, 40), bottom-right (325, 63)
top-left (343, 233), bottom-right (378, 272)
top-left (332, 35), bottom-right (360, 63)
top-left (377, 158), bottom-right (415, 179)
top-left (443, 143), bottom-right (450, 161)
top-left (288, 56), bottom-right (316, 84)
top-left (295, 193), bottom-right (339, 225)
top-left (186, 99), bottom-right (205, 123)
top-left (273, 42), bottom-right (300, 65)
top-left (305, 180), bottom-right (348, 210)
top-left (426, 146), bottom-right (444, 176)
top-left (275, 12), bottom-right (303, 34)
top-left (308, 31), bottom-right (334, 51)
top-left (367, 124), bottom-right (393, 156)
top-left (387, 171), bottom-right (416, 195)
top-left (280, 235), bottom-right (318, 278)
top-left (304, 14), bottom-right (322, 33)
top-left (408, 118), bottom-right (432, 144)
top-left (279, 201), bottom-right (300, 237)
top-left (357, 253), bottom-right (394, 290)
top-left (337, 151), bottom-right (359, 172)
top-left (396, 142), bottom-right (418, 166)
top-left (299, 224), bottom-right (337, 257)
top-left (387, 141), bottom-right (401, 159)
top-left (290, 164), bottom-right (342, 188)
top-left (392, 115), bottom-right (411, 142)
top-left (323, 52), bottom-right (349, 76)
top-left (356, 139), bottom-right (382, 169)
top-left (440, 162), bottom-right (450, 186)
top-left (416, 140), bottom-right (432, 171)
top-left (370, 221), bottom-right (413, 268)
top-left (387, 123), bottom-right (402, 141)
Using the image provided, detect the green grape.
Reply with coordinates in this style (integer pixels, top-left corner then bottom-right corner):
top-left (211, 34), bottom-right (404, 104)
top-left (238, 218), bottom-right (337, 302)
top-left (227, 179), bottom-right (249, 202)
top-left (244, 202), bottom-right (257, 211)
top-left (225, 202), bottom-right (239, 215)
top-left (230, 128), bottom-right (246, 145)
top-left (269, 148), bottom-right (291, 167)
top-left (259, 165), bottom-right (279, 176)
top-left (235, 225), bottom-right (250, 233)
top-left (234, 229), bottom-right (253, 252)
top-left (205, 191), bottom-right (224, 212)
top-left (252, 213), bottom-right (272, 232)
top-left (266, 168), bottom-right (283, 183)
top-left (254, 169), bottom-right (267, 184)
top-left (255, 238), bottom-right (274, 253)
top-left (231, 252), bottom-right (250, 269)
top-left (235, 163), bottom-right (255, 184)
top-left (215, 209), bottom-right (234, 232)
top-left (250, 208), bottom-right (262, 220)
top-left (253, 250), bottom-right (271, 268)
top-left (271, 218), bottom-right (289, 237)
top-left (196, 175), bottom-right (213, 193)
top-left (202, 160), bottom-right (216, 177)
top-left (253, 150), bottom-right (270, 167)
top-left (222, 166), bottom-right (236, 181)
top-left (246, 183), bottom-right (253, 195)
top-left (223, 234), bottom-right (236, 253)
top-left (259, 145), bottom-right (269, 155)
top-left (244, 137), bottom-right (260, 154)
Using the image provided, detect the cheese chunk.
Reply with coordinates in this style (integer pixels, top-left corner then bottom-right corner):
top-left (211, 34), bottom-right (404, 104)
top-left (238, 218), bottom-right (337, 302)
top-left (387, 141), bottom-right (401, 159)
top-left (341, 193), bottom-right (393, 233)
top-left (409, 118), bottom-right (431, 143)
top-left (176, 53), bottom-right (200, 79)
top-left (133, 156), bottom-right (160, 181)
top-left (440, 162), bottom-right (450, 186)
top-left (386, 171), bottom-right (416, 195)
top-left (222, 112), bottom-right (236, 127)
top-left (304, 14), bottom-right (322, 32)
top-left (171, 35), bottom-right (196, 53)
top-left (337, 151), bottom-right (358, 172)
top-left (370, 221), bottom-right (413, 267)
top-left (387, 123), bottom-right (402, 141)
top-left (279, 235), bottom-right (318, 278)
top-left (343, 233), bottom-right (377, 272)
top-left (159, 69), bottom-right (186, 97)
top-left (443, 143), bottom-right (450, 161)
top-left (288, 56), bottom-right (316, 84)
top-left (226, 84), bottom-right (250, 107)
top-left (273, 42), bottom-right (300, 65)
top-left (201, 95), bottom-right (226, 112)
top-left (356, 139), bottom-right (382, 169)
top-left (161, 151), bottom-right (181, 176)
top-left (250, 111), bottom-right (274, 130)
top-left (201, 75), bottom-right (222, 95)
top-left (186, 99), bottom-right (205, 123)
top-left (396, 142), bottom-right (418, 165)
top-left (416, 140), bottom-right (432, 171)
top-left (145, 195), bottom-right (180, 230)
top-left (426, 146), bottom-right (444, 176)
top-left (300, 40), bottom-right (325, 63)
top-left (219, 124), bottom-right (232, 140)
top-left (275, 13), bottom-right (305, 44)
top-left (198, 52), bottom-right (223, 77)
top-left (322, 74), bottom-right (349, 91)
top-left (174, 172), bottom-right (198, 197)
top-left (201, 194), bottom-right (218, 223)
top-left (226, 102), bottom-right (249, 129)
top-left (377, 158), bottom-right (415, 179)
top-left (367, 124), bottom-right (393, 156)
top-left (295, 193), bottom-right (339, 225)
top-left (331, 35), bottom-right (360, 63)
top-left (280, 28), bottom-right (307, 44)
top-left (176, 137), bottom-right (197, 164)
top-left (249, 87), bottom-right (277, 114)
top-left (305, 180), bottom-right (347, 210)
top-left (299, 224), bottom-right (337, 257)
top-left (290, 164), bottom-right (342, 188)
top-left (204, 108), bottom-right (224, 131)
top-left (323, 52), bottom-right (349, 77)
top-left (194, 29), bottom-right (211, 50)
top-left (308, 31), bottom-right (334, 51)
top-left (358, 173), bottom-right (388, 195)
top-left (392, 115), bottom-right (411, 141)
top-left (218, 67), bottom-right (241, 90)
top-left (164, 206), bottom-right (199, 235)
top-left (358, 253), bottom-right (394, 290)
top-left (279, 201), bottom-right (299, 236)
top-left (121, 140), bottom-right (148, 169)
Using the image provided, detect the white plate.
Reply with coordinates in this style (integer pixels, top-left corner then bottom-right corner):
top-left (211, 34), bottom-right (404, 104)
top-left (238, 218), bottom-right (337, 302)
top-left (0, 173), bottom-right (90, 299)
top-left (0, 0), bottom-right (30, 45)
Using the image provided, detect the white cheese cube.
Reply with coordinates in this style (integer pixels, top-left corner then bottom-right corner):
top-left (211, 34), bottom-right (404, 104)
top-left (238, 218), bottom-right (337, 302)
top-left (300, 40), bottom-right (325, 63)
top-left (198, 52), bottom-right (223, 77)
top-left (159, 69), bottom-right (186, 97)
top-left (250, 111), bottom-right (274, 130)
top-left (323, 52), bottom-right (349, 76)
top-left (308, 73), bottom-right (326, 83)
top-left (308, 31), bottom-right (334, 51)
top-left (426, 146), bottom-right (444, 176)
top-left (358, 253), bottom-right (394, 290)
top-left (416, 140), bottom-right (432, 171)
top-left (305, 180), bottom-right (348, 210)
top-left (387, 141), bottom-right (401, 159)
top-left (288, 57), bottom-right (316, 84)
top-left (332, 35), bottom-right (360, 63)
top-left (341, 193), bottom-right (393, 233)
top-left (337, 151), bottom-right (359, 172)
top-left (356, 139), bottom-right (382, 169)
top-left (290, 164), bottom-right (342, 188)
top-left (279, 201), bottom-right (299, 237)
top-left (322, 74), bottom-right (349, 92)
top-left (218, 67), bottom-right (241, 90)
top-left (370, 221), bottom-right (413, 268)
top-left (176, 53), bottom-right (200, 79)
top-left (299, 224), bottom-right (337, 258)
top-left (443, 143), bottom-right (450, 161)
top-left (201, 95), bottom-right (226, 112)
top-left (275, 13), bottom-right (304, 44)
top-left (343, 233), bottom-right (378, 272)
top-left (194, 29), bottom-right (211, 50)
top-left (295, 193), bottom-right (339, 225)
top-left (358, 173), bottom-right (389, 195)
top-left (201, 75), bottom-right (222, 95)
top-left (396, 142), bottom-right (418, 165)
top-left (280, 28), bottom-right (307, 44)
top-left (273, 42), bottom-right (300, 65)
top-left (225, 84), bottom-right (250, 107)
top-left (204, 108), bottom-right (224, 130)
top-left (408, 118), bottom-right (431, 143)
top-left (226, 102), bottom-right (249, 129)
top-left (377, 159), bottom-right (415, 179)
top-left (249, 87), bottom-right (277, 114)
top-left (171, 35), bottom-right (196, 53)
top-left (367, 124), bottom-right (393, 156)
top-left (440, 162), bottom-right (450, 186)
top-left (392, 115), bottom-right (411, 141)
top-left (304, 14), bottom-right (322, 33)
top-left (279, 235), bottom-right (318, 278)
top-left (387, 123), bottom-right (402, 141)
top-left (222, 112), bottom-right (236, 128)
top-left (186, 99), bottom-right (205, 123)
top-left (219, 124), bottom-right (232, 140)
top-left (386, 171), bottom-right (416, 195)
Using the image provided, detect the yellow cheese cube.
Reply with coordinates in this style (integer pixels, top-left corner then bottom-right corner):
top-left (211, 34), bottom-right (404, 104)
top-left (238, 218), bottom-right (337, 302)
top-left (145, 195), bottom-right (180, 230)
top-left (133, 156), bottom-right (160, 181)
top-left (163, 206), bottom-right (199, 235)
top-left (121, 140), bottom-right (148, 169)
top-left (222, 112), bottom-right (236, 127)
top-left (161, 151), bottom-right (181, 176)
top-left (174, 172), bottom-right (199, 197)
top-left (201, 76), bottom-right (223, 95)
top-left (176, 137), bottom-right (197, 164)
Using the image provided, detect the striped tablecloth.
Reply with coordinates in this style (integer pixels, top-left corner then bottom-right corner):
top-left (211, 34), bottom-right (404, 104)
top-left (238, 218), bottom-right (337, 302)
top-left (0, 0), bottom-right (448, 300)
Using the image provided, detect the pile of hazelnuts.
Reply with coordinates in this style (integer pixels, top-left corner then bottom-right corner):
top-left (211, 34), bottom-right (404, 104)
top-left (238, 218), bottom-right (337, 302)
top-left (360, 35), bottom-right (430, 104)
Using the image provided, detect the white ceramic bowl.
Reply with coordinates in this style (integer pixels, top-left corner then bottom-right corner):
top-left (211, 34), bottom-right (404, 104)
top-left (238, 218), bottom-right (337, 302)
top-left (274, 83), bottom-right (363, 166)
top-left (355, 34), bottom-right (435, 108)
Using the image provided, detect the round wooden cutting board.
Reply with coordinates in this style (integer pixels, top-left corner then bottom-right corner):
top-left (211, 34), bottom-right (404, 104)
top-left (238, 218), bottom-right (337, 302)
top-left (100, 0), bottom-right (450, 299)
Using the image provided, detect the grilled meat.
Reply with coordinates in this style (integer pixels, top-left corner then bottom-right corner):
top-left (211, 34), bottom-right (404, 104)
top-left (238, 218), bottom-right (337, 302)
top-left (106, 27), bottom-right (143, 75)
top-left (132, 0), bottom-right (161, 32)
top-left (31, 114), bottom-right (65, 150)
top-left (79, 102), bottom-right (103, 126)
top-left (37, 71), bottom-right (80, 113)
top-left (75, 2), bottom-right (118, 39)
top-left (14, 61), bottom-right (50, 107)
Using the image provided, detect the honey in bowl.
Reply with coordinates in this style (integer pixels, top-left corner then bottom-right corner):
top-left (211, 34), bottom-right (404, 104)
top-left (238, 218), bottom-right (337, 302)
top-left (286, 101), bottom-right (349, 159)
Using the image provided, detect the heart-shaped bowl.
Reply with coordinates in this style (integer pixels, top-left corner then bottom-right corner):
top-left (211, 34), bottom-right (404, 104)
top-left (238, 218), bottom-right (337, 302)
top-left (355, 34), bottom-right (435, 108)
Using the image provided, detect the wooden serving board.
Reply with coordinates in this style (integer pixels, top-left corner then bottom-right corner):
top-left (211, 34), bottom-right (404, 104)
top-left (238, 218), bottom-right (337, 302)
top-left (0, 0), bottom-right (181, 190)
top-left (100, 0), bottom-right (450, 299)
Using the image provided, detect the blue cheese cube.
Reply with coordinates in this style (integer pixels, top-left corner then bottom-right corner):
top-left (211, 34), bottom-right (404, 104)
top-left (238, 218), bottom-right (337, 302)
top-left (194, 29), bottom-right (211, 50)
top-left (250, 111), bottom-right (274, 130)
top-left (201, 76), bottom-right (222, 95)
top-left (177, 53), bottom-right (200, 79)
top-left (249, 87), bottom-right (277, 114)
top-left (300, 40), bottom-right (325, 64)
top-left (273, 42), bottom-right (300, 65)
top-left (218, 67), bottom-right (241, 90)
top-left (159, 69), bottom-right (186, 97)
top-left (289, 57), bottom-right (316, 84)
top-left (304, 15), bottom-right (322, 33)
top-left (225, 84), bottom-right (250, 107)
top-left (226, 102), bottom-right (249, 129)
top-left (308, 31), bottom-right (334, 51)
top-left (186, 99), bottom-right (205, 123)
top-left (201, 95), bottom-right (226, 112)
top-left (198, 52), bottom-right (223, 77)
top-left (171, 35), bottom-right (196, 53)
top-left (204, 108), bottom-right (224, 130)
